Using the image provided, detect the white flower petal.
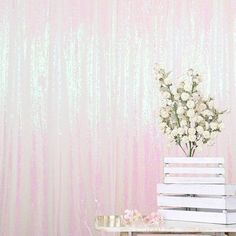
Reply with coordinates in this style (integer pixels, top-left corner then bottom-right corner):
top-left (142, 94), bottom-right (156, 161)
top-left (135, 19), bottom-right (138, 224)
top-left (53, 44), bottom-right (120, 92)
top-left (181, 136), bottom-right (189, 143)
top-left (163, 91), bottom-right (171, 99)
top-left (177, 107), bottom-right (185, 115)
top-left (188, 128), bottom-right (196, 135)
top-left (184, 83), bottom-right (192, 92)
top-left (203, 131), bottom-right (210, 139)
top-left (196, 126), bottom-right (204, 134)
top-left (187, 100), bottom-right (195, 109)
top-left (210, 122), bottom-right (218, 130)
top-left (188, 134), bottom-right (196, 142)
top-left (187, 109), bottom-right (195, 118)
top-left (181, 92), bottom-right (190, 101)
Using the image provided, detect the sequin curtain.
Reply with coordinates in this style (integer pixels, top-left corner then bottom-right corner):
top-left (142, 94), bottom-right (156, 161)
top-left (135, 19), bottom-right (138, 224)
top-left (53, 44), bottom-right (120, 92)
top-left (0, 0), bottom-right (235, 235)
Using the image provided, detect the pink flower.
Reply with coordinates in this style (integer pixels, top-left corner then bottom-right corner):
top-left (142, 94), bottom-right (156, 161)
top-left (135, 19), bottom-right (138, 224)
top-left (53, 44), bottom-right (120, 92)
top-left (122, 209), bottom-right (142, 225)
top-left (122, 210), bottom-right (164, 226)
top-left (144, 212), bottom-right (164, 225)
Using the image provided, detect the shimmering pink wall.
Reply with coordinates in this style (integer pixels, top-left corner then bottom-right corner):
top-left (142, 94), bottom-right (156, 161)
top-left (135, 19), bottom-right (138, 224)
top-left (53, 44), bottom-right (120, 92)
top-left (0, 0), bottom-right (235, 235)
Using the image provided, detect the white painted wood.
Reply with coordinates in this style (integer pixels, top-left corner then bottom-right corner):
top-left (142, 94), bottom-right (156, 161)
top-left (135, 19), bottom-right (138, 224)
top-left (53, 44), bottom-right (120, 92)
top-left (157, 196), bottom-right (236, 210)
top-left (163, 157), bottom-right (225, 184)
top-left (95, 216), bottom-right (236, 233)
top-left (164, 167), bottom-right (225, 174)
top-left (226, 186), bottom-right (236, 196)
top-left (228, 213), bottom-right (236, 224)
top-left (159, 209), bottom-right (226, 224)
top-left (156, 156), bottom-right (236, 224)
top-left (164, 157), bottom-right (224, 164)
top-left (227, 197), bottom-right (236, 209)
top-left (157, 184), bottom-right (236, 196)
top-left (164, 176), bottom-right (225, 184)
top-left (159, 209), bottom-right (236, 224)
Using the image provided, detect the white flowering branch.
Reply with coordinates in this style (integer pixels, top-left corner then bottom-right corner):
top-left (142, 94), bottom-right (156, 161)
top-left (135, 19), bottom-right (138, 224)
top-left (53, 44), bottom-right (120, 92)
top-left (154, 65), bottom-right (226, 157)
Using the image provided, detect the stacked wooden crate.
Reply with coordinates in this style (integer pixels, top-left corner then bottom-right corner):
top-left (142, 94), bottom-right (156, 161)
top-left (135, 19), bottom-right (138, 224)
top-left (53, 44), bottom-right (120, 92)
top-left (157, 157), bottom-right (236, 224)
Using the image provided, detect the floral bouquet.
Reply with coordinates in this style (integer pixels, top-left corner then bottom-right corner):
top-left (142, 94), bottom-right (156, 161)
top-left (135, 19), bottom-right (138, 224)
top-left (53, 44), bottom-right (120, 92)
top-left (154, 65), bottom-right (227, 157)
top-left (121, 209), bottom-right (163, 226)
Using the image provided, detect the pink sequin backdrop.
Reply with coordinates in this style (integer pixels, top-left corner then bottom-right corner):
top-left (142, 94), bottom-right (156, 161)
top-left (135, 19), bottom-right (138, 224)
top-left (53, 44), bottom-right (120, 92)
top-left (0, 0), bottom-right (236, 235)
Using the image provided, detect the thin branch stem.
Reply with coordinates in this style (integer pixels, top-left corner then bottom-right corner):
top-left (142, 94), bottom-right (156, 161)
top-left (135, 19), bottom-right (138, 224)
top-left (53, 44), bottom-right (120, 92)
top-left (178, 143), bottom-right (188, 157)
top-left (188, 142), bottom-right (192, 157)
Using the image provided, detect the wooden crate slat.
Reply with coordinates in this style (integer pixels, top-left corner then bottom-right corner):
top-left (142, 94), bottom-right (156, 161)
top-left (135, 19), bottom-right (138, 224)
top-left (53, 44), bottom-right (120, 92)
top-left (226, 197), bottom-right (236, 209)
top-left (164, 167), bottom-right (225, 174)
top-left (164, 176), bottom-right (225, 184)
top-left (157, 184), bottom-right (236, 196)
top-left (164, 157), bottom-right (224, 164)
top-left (158, 195), bottom-right (224, 209)
top-left (159, 209), bottom-right (230, 224)
top-left (157, 195), bottom-right (236, 210)
top-left (227, 212), bottom-right (236, 224)
top-left (226, 185), bottom-right (236, 196)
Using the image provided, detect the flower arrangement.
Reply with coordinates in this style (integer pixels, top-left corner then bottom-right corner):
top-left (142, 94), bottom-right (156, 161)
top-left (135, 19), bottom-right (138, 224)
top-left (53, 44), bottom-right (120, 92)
top-left (154, 65), bottom-right (227, 157)
top-left (121, 209), bottom-right (163, 225)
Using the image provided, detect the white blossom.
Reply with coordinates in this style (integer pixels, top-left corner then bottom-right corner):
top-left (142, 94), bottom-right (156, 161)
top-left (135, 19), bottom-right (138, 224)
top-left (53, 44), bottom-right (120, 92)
top-left (190, 116), bottom-right (197, 122)
top-left (187, 100), bottom-right (195, 109)
top-left (187, 69), bottom-right (193, 76)
top-left (196, 126), bottom-right (204, 134)
top-left (192, 93), bottom-right (199, 101)
top-left (190, 121), bottom-right (196, 128)
top-left (166, 128), bottom-right (171, 134)
top-left (210, 132), bottom-right (218, 139)
top-left (208, 100), bottom-right (213, 109)
top-left (161, 112), bottom-right (169, 119)
top-left (164, 77), bottom-right (171, 85)
top-left (174, 93), bottom-right (180, 100)
top-left (171, 129), bottom-right (178, 137)
top-left (207, 140), bottom-right (215, 146)
top-left (188, 128), bottom-right (196, 135)
top-left (203, 131), bottom-right (210, 139)
top-left (210, 122), bottom-right (218, 130)
top-left (205, 122), bottom-right (209, 129)
top-left (177, 127), bottom-right (185, 135)
top-left (181, 92), bottom-right (190, 101)
top-left (184, 83), bottom-right (192, 92)
top-left (196, 115), bottom-right (204, 122)
top-left (180, 120), bottom-right (187, 127)
top-left (159, 122), bottom-right (166, 130)
top-left (218, 115), bottom-right (223, 122)
top-left (182, 136), bottom-right (189, 143)
top-left (177, 107), bottom-right (185, 115)
top-left (188, 134), bottom-right (196, 142)
top-left (219, 123), bottom-right (224, 130)
top-left (187, 109), bottom-right (195, 118)
top-left (203, 109), bottom-right (213, 116)
top-left (155, 66), bottom-right (226, 157)
top-left (198, 103), bottom-right (207, 111)
top-left (194, 74), bottom-right (202, 83)
top-left (163, 91), bottom-right (171, 99)
top-left (196, 139), bottom-right (203, 147)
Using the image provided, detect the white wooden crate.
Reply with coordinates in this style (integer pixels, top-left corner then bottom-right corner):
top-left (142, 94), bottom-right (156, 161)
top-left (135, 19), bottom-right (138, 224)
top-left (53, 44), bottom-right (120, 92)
top-left (163, 157), bottom-right (225, 184)
top-left (157, 157), bottom-right (236, 224)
